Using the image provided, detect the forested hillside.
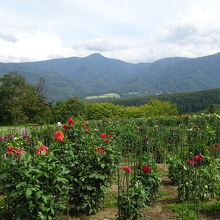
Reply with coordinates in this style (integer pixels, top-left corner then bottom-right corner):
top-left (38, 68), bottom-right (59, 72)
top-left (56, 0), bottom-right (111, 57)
top-left (94, 88), bottom-right (220, 114)
top-left (0, 52), bottom-right (220, 100)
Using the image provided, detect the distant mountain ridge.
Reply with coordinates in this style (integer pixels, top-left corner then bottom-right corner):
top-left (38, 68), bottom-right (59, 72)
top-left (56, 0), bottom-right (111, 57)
top-left (0, 52), bottom-right (220, 101)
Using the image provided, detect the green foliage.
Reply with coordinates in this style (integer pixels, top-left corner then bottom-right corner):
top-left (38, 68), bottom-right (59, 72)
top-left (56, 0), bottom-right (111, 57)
top-left (103, 193), bottom-right (117, 208)
top-left (117, 180), bottom-right (148, 220)
top-left (168, 154), bottom-right (219, 202)
top-left (0, 114), bottom-right (220, 219)
top-left (166, 201), bottom-right (220, 220)
top-left (84, 100), bottom-right (177, 120)
top-left (111, 88), bottom-right (220, 114)
top-left (2, 52), bottom-right (220, 101)
top-left (117, 155), bottom-right (160, 219)
top-left (136, 159), bottom-right (161, 203)
top-left (0, 73), bottom-right (52, 125)
top-left (0, 151), bottom-right (69, 219)
top-left (123, 106), bottom-right (143, 118)
top-left (0, 74), bottom-right (179, 124)
top-left (0, 197), bottom-right (5, 219)
top-left (53, 97), bottom-right (86, 121)
top-left (86, 102), bottom-right (125, 120)
top-left (201, 201), bottom-right (220, 213)
top-left (49, 120), bottom-right (121, 215)
top-left (167, 154), bottom-right (183, 185)
top-left (165, 202), bottom-right (199, 220)
top-left (139, 99), bottom-right (178, 117)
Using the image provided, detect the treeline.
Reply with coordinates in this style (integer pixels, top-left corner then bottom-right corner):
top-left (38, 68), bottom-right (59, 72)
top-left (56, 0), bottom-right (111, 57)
top-left (0, 73), bottom-right (177, 125)
top-left (102, 89), bottom-right (220, 114)
top-left (0, 73), bottom-right (51, 125)
top-left (2, 72), bottom-right (220, 125)
top-left (53, 99), bottom-right (177, 122)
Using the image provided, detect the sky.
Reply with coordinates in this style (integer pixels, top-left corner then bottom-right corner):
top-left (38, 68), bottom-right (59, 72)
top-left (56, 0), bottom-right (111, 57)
top-left (1, 0), bottom-right (220, 63)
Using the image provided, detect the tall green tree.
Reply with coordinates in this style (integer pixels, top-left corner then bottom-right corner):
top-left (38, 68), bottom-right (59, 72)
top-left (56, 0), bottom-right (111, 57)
top-left (0, 72), bottom-right (52, 124)
top-left (139, 99), bottom-right (178, 117)
top-left (53, 97), bottom-right (87, 122)
top-left (86, 102), bottom-right (124, 120)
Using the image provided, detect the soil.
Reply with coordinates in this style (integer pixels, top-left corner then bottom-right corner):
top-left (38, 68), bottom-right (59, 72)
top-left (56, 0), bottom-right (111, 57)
top-left (68, 163), bottom-right (178, 220)
top-left (141, 164), bottom-right (178, 220)
top-left (62, 163), bottom-right (220, 220)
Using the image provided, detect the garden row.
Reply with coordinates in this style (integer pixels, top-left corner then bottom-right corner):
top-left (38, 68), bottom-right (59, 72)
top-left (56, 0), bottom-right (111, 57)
top-left (0, 114), bottom-right (219, 219)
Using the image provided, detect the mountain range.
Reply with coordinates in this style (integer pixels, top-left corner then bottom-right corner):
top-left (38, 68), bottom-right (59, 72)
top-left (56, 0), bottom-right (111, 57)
top-left (0, 52), bottom-right (220, 101)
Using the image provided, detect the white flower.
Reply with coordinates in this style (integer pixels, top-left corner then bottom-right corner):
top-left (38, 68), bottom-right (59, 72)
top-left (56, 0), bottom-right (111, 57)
top-left (57, 122), bottom-right (62, 126)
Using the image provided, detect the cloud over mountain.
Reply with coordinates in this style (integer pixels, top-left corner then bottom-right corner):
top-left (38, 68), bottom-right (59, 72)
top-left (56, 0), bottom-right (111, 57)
top-left (1, 1), bottom-right (220, 63)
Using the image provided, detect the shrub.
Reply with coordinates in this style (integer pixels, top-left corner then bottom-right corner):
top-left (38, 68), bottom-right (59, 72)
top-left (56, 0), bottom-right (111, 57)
top-left (117, 166), bottom-right (148, 220)
top-left (136, 162), bottom-right (161, 203)
top-left (168, 154), bottom-right (219, 202)
top-left (0, 148), bottom-right (69, 219)
top-left (49, 119), bottom-right (121, 215)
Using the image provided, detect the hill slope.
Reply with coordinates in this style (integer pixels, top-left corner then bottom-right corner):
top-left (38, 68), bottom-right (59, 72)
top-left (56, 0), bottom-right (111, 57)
top-left (0, 52), bottom-right (220, 100)
top-left (109, 88), bottom-right (220, 114)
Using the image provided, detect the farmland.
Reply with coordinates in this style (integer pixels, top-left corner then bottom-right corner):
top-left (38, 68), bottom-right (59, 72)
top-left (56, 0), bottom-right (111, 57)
top-left (0, 114), bottom-right (220, 219)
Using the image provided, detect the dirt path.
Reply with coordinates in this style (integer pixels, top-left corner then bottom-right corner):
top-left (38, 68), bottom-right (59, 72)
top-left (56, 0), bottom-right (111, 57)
top-left (142, 164), bottom-right (178, 220)
top-left (69, 163), bottom-right (178, 220)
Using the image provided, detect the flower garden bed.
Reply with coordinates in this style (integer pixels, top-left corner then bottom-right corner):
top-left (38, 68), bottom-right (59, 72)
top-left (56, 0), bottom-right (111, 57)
top-left (0, 114), bottom-right (220, 219)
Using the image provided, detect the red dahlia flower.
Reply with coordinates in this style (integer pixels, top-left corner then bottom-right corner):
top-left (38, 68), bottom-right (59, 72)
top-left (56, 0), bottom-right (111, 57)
top-left (36, 149), bottom-right (49, 155)
top-left (63, 124), bottom-right (70, 130)
top-left (142, 165), bottom-right (151, 172)
top-left (55, 131), bottom-right (64, 142)
top-left (39, 145), bottom-right (48, 151)
top-left (15, 149), bottom-right (25, 154)
top-left (67, 118), bottom-right (74, 125)
top-left (36, 149), bottom-right (41, 155)
top-left (187, 160), bottom-right (195, 166)
top-left (6, 146), bottom-right (14, 154)
top-left (198, 154), bottom-right (204, 159)
top-left (94, 147), bottom-right (104, 154)
top-left (122, 166), bottom-right (131, 173)
top-left (100, 133), bottom-right (106, 138)
top-left (194, 156), bottom-right (200, 162)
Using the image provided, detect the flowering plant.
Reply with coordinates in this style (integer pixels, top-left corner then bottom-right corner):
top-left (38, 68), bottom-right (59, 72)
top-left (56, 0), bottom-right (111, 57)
top-left (49, 119), bottom-right (120, 215)
top-left (0, 150), bottom-right (69, 219)
top-left (117, 181), bottom-right (148, 220)
top-left (136, 157), bottom-right (161, 204)
top-left (168, 154), bottom-right (218, 202)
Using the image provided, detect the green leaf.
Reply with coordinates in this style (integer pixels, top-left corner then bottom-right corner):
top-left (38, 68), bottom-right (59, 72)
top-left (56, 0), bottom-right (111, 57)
top-left (100, 163), bottom-right (105, 168)
top-left (42, 196), bottom-right (47, 203)
top-left (25, 188), bottom-right (32, 198)
top-left (89, 173), bottom-right (105, 180)
top-left (50, 208), bottom-right (55, 215)
top-left (36, 190), bottom-right (43, 198)
top-left (16, 182), bottom-right (26, 188)
top-left (100, 185), bottom-right (106, 192)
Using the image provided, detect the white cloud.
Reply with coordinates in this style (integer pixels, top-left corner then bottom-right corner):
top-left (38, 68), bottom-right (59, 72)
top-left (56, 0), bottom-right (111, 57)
top-left (0, 33), bottom-right (17, 43)
top-left (0, 33), bottom-right (73, 62)
top-left (161, 8), bottom-right (220, 43)
top-left (1, 1), bottom-right (220, 63)
top-left (156, 8), bottom-right (220, 58)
